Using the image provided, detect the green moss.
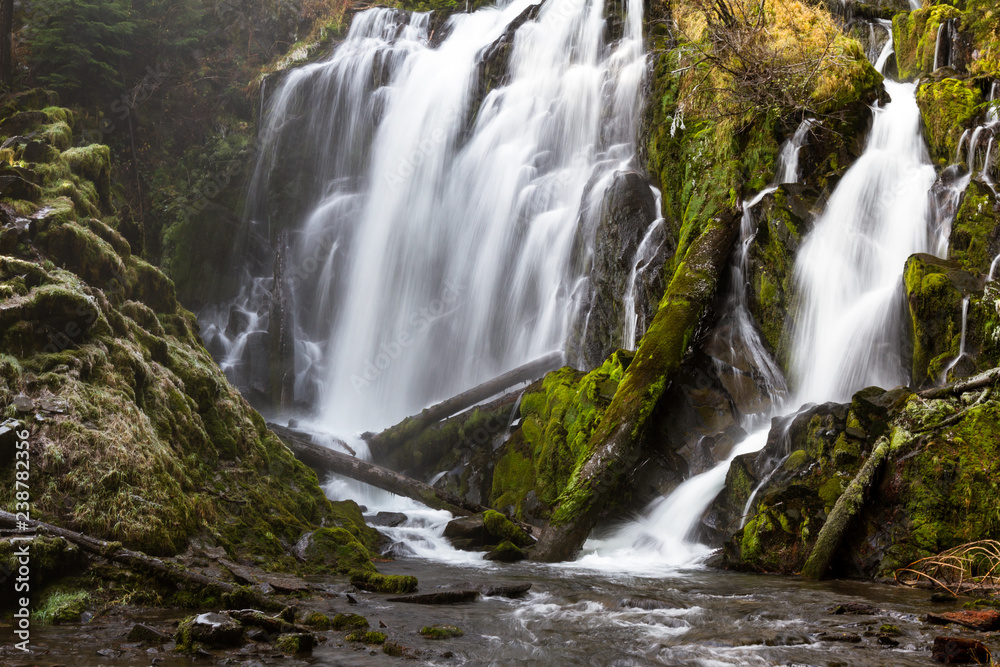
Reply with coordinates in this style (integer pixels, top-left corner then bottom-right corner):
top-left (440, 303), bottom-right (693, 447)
top-left (349, 571), bottom-right (418, 594)
top-left (419, 625), bottom-right (464, 639)
top-left (951, 181), bottom-right (999, 275)
top-left (330, 613), bottom-right (369, 630)
top-left (482, 510), bottom-right (533, 547)
top-left (346, 630), bottom-right (387, 644)
top-left (275, 633), bottom-right (315, 653)
top-left (784, 450), bottom-right (810, 470)
top-left (916, 79), bottom-right (982, 165)
top-left (34, 589), bottom-right (89, 624)
top-left (302, 612), bottom-right (331, 630)
top-left (383, 641), bottom-right (406, 656)
top-left (893, 5), bottom-right (963, 81)
top-left (300, 526), bottom-right (376, 574)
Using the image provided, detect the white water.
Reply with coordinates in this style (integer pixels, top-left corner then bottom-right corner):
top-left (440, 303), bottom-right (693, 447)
top-left (622, 209), bottom-right (667, 350)
top-left (939, 296), bottom-right (971, 383)
top-left (576, 33), bottom-right (947, 572)
top-left (276, 0), bottom-right (648, 433)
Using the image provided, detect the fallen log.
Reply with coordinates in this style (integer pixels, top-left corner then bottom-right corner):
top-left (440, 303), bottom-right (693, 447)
top-left (364, 351), bottom-right (564, 461)
top-left (269, 423), bottom-right (484, 516)
top-left (532, 210), bottom-right (740, 562)
top-left (800, 436), bottom-right (890, 580)
top-left (0, 510), bottom-right (273, 608)
top-left (919, 367), bottom-right (1000, 400)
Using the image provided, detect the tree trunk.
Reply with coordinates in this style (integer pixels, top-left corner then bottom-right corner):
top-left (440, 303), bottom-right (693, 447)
top-left (800, 436), bottom-right (890, 580)
top-left (0, 0), bottom-right (13, 83)
top-left (531, 211), bottom-right (739, 562)
top-left (365, 351), bottom-right (564, 461)
top-left (270, 423), bottom-right (486, 516)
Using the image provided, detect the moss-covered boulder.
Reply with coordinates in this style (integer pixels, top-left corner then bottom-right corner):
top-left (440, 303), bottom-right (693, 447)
top-left (893, 5), bottom-right (964, 81)
top-left (490, 353), bottom-right (631, 522)
top-left (903, 254), bottom-right (999, 388)
top-left (0, 92), bottom-right (391, 585)
top-left (175, 612), bottom-right (244, 652)
top-left (916, 78), bottom-right (982, 165)
top-left (951, 181), bottom-right (1000, 275)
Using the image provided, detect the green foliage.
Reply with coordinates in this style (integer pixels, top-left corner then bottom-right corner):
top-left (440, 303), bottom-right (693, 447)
top-left (25, 0), bottom-right (135, 100)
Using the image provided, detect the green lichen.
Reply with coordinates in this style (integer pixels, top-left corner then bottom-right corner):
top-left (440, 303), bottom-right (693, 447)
top-left (419, 625), bottom-right (463, 639)
top-left (349, 571), bottom-right (419, 594)
top-left (916, 79), bottom-right (982, 165)
top-left (330, 613), bottom-right (369, 630)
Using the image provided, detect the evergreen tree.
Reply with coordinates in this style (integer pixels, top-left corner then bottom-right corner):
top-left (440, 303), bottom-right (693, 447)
top-left (25, 0), bottom-right (135, 101)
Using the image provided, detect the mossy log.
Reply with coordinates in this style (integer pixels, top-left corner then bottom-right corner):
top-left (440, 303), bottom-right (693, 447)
top-left (532, 210), bottom-right (740, 562)
top-left (270, 423), bottom-right (484, 516)
top-left (0, 510), bottom-right (270, 606)
top-left (364, 351), bottom-right (564, 461)
top-left (800, 436), bottom-right (891, 580)
top-left (918, 367), bottom-right (1000, 400)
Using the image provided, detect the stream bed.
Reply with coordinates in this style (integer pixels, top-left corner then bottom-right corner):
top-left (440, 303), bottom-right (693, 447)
top-left (6, 556), bottom-right (996, 666)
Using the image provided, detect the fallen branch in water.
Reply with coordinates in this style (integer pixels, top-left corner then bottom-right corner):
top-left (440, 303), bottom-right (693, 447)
top-left (364, 352), bottom-right (564, 461)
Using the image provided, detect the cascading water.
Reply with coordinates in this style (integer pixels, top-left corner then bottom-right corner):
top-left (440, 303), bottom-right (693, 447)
top-left (940, 296), bottom-right (971, 383)
top-left (214, 0), bottom-right (651, 435)
top-left (576, 31), bottom-right (947, 572)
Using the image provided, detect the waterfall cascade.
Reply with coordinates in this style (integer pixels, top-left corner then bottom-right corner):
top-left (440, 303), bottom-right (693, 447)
top-left (577, 29), bottom-right (951, 571)
top-left (203, 0), bottom-right (652, 435)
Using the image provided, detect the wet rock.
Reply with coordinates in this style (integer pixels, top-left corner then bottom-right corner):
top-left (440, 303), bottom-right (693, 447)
top-left (443, 510), bottom-right (533, 550)
top-left (368, 511), bottom-right (407, 527)
top-left (831, 602), bottom-right (880, 615)
top-left (330, 613), bottom-right (369, 630)
top-left (229, 609), bottom-right (295, 634)
top-left (926, 610), bottom-right (1000, 632)
top-left (275, 632), bottom-right (316, 654)
top-left (817, 632), bottom-right (862, 643)
top-left (0, 174), bottom-right (42, 201)
top-left (225, 306), bottom-right (251, 337)
top-left (931, 593), bottom-right (959, 603)
top-left (572, 169), bottom-right (669, 369)
top-left (176, 613), bottom-right (244, 650)
top-left (13, 394), bottom-right (34, 413)
top-left (126, 623), bottom-right (172, 644)
top-left (932, 636), bottom-right (992, 663)
top-left (218, 558), bottom-right (309, 592)
top-left (387, 590), bottom-right (480, 604)
top-left (484, 541), bottom-right (527, 562)
top-left (479, 582), bottom-right (531, 598)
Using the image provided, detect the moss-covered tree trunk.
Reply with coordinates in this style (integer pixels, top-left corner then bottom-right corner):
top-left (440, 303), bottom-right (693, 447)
top-left (532, 211), bottom-right (739, 562)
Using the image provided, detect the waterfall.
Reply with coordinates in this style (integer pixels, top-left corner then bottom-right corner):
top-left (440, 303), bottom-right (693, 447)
top-left (576, 28), bottom-right (946, 571)
top-left (940, 296), bottom-right (971, 383)
top-left (208, 0), bottom-right (651, 434)
top-left (621, 194), bottom-right (666, 350)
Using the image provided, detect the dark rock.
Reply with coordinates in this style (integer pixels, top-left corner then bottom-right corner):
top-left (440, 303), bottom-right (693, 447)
top-left (572, 169), bottom-right (670, 368)
top-left (225, 306), bottom-right (251, 337)
top-left (386, 590), bottom-right (480, 605)
top-left (926, 610), bottom-right (1000, 632)
top-left (22, 140), bottom-right (49, 163)
top-left (479, 582), bottom-right (532, 598)
top-left (275, 632), bottom-right (316, 654)
top-left (484, 541), bottom-right (526, 562)
top-left (932, 636), bottom-right (992, 663)
top-left (831, 602), bottom-right (880, 616)
top-left (177, 612), bottom-right (244, 649)
top-left (0, 175), bottom-right (42, 202)
top-left (368, 512), bottom-right (407, 528)
top-left (931, 593), bottom-right (958, 603)
top-left (817, 632), bottom-right (862, 643)
top-left (126, 623), bottom-right (171, 643)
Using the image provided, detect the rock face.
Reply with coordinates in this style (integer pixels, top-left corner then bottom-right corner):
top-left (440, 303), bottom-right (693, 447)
top-left (0, 92), bottom-right (383, 575)
top-left (572, 169), bottom-right (671, 369)
top-left (713, 380), bottom-right (1000, 577)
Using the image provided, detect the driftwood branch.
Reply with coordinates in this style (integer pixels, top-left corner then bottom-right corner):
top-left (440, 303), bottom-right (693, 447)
top-left (0, 510), bottom-right (272, 606)
top-left (270, 423), bottom-right (485, 516)
top-left (365, 352), bottom-right (564, 461)
top-left (919, 367), bottom-right (1000, 400)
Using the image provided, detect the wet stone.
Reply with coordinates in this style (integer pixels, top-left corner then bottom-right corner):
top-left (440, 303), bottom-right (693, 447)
top-left (932, 636), bottom-right (992, 663)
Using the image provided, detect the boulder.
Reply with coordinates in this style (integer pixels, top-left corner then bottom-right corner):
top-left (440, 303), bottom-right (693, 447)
top-left (931, 636), bottom-right (992, 664)
top-left (176, 613), bottom-right (244, 650)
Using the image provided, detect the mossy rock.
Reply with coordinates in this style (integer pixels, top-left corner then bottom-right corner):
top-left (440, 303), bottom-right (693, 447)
top-left (346, 630), bottom-right (387, 644)
top-left (951, 181), bottom-right (1000, 275)
top-left (330, 613), bottom-right (369, 630)
top-left (485, 540), bottom-right (527, 562)
top-left (302, 611), bottom-right (331, 630)
top-left (916, 78), bottom-right (982, 165)
top-left (893, 5), bottom-right (963, 81)
top-left (349, 570), bottom-right (418, 594)
top-left (275, 632), bottom-right (316, 654)
top-left (295, 524), bottom-right (376, 574)
top-left (34, 589), bottom-right (89, 624)
top-left (419, 625), bottom-right (463, 639)
top-left (175, 613), bottom-right (244, 652)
